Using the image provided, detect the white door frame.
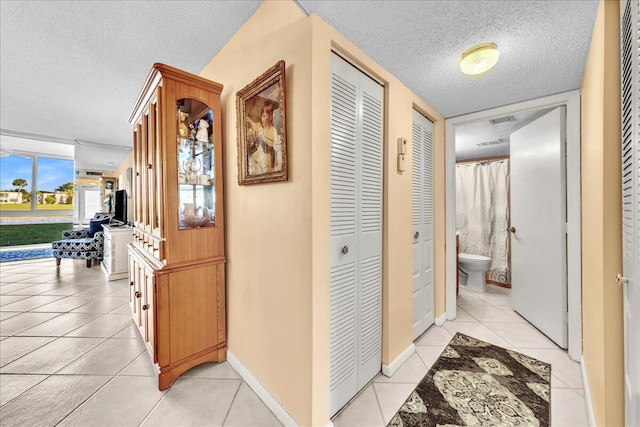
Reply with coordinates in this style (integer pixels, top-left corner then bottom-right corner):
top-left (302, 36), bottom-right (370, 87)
top-left (445, 90), bottom-right (582, 361)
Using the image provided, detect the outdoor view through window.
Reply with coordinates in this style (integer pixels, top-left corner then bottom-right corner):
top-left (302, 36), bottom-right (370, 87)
top-left (0, 154), bottom-right (75, 251)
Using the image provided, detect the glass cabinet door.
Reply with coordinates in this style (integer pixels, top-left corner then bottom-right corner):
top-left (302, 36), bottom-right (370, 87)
top-left (176, 98), bottom-right (215, 229)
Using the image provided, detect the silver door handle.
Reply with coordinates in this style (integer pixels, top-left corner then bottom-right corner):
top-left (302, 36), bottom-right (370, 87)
top-left (341, 246), bottom-right (349, 255)
top-left (616, 273), bottom-right (629, 285)
top-left (414, 231), bottom-right (419, 239)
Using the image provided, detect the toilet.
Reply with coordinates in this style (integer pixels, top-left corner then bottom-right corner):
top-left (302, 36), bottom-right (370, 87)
top-left (458, 253), bottom-right (492, 292)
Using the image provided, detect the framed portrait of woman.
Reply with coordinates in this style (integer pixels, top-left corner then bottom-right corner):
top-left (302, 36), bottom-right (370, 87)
top-left (236, 60), bottom-right (288, 185)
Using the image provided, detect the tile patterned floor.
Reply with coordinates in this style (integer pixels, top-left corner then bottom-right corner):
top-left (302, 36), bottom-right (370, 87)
top-left (1, 258), bottom-right (589, 426)
top-left (331, 285), bottom-right (590, 427)
top-left (0, 258), bottom-right (283, 427)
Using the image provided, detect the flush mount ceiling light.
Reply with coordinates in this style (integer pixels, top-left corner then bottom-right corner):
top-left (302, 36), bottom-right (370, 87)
top-left (460, 43), bottom-right (499, 76)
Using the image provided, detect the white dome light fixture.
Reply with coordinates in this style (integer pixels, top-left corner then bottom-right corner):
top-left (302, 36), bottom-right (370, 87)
top-left (460, 43), bottom-right (499, 76)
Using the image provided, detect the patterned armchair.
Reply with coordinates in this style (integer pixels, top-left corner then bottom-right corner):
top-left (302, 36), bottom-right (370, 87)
top-left (52, 213), bottom-right (113, 267)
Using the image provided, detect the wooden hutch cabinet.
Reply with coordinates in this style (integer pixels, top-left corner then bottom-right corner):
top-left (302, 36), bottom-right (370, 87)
top-left (127, 63), bottom-right (226, 390)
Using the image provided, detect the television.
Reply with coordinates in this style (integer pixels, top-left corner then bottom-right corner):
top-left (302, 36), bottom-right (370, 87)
top-left (113, 189), bottom-right (127, 225)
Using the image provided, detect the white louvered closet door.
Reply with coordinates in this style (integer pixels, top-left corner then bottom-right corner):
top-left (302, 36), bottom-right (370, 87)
top-left (329, 52), bottom-right (383, 417)
top-left (621, 1), bottom-right (640, 425)
top-left (411, 110), bottom-right (435, 340)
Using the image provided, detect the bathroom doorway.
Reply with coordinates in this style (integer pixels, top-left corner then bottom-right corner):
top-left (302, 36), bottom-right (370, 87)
top-left (445, 91), bottom-right (582, 360)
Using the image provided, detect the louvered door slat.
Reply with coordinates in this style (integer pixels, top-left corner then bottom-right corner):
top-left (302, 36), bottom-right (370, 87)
top-left (424, 131), bottom-right (434, 225)
top-left (356, 74), bottom-right (383, 390)
top-left (330, 52), bottom-right (382, 417)
top-left (330, 60), bottom-right (358, 403)
top-left (412, 109), bottom-right (435, 340)
top-left (412, 122), bottom-right (422, 227)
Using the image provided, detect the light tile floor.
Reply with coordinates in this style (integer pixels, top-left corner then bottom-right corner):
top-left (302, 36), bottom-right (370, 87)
top-left (0, 258), bottom-right (283, 427)
top-left (332, 285), bottom-right (590, 427)
top-left (1, 259), bottom-right (589, 426)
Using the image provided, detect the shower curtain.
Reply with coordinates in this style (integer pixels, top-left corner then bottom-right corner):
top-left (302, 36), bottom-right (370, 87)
top-left (456, 159), bottom-right (511, 286)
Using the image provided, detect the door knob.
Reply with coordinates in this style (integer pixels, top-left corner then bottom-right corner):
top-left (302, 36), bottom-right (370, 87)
top-left (341, 246), bottom-right (349, 254)
top-left (508, 226), bottom-right (516, 233)
top-left (616, 273), bottom-right (629, 285)
top-left (414, 231), bottom-right (420, 239)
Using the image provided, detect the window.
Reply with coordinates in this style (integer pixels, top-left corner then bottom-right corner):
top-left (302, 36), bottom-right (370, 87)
top-left (36, 157), bottom-right (74, 210)
top-left (0, 155), bottom-right (33, 211)
top-left (0, 154), bottom-right (74, 217)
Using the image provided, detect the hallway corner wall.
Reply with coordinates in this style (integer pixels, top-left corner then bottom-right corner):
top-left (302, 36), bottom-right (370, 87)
top-left (580, 0), bottom-right (624, 425)
top-left (200, 1), bottom-right (315, 425)
top-left (199, 1), bottom-right (446, 424)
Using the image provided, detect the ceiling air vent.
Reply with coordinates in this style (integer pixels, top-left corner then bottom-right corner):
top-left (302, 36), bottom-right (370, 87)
top-left (477, 140), bottom-right (500, 147)
top-left (489, 116), bottom-right (515, 125)
top-left (477, 138), bottom-right (509, 148)
top-left (76, 169), bottom-right (103, 177)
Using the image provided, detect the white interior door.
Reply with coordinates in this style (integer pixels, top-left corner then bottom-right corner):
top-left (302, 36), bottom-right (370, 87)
top-left (510, 107), bottom-right (568, 348)
top-left (412, 109), bottom-right (434, 340)
top-left (621, 1), bottom-right (640, 423)
top-left (75, 185), bottom-right (101, 225)
top-left (329, 52), bottom-right (383, 417)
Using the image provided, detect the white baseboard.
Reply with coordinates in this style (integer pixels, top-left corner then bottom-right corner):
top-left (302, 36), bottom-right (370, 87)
top-left (580, 355), bottom-right (596, 427)
top-left (227, 351), bottom-right (299, 427)
top-left (382, 343), bottom-right (416, 377)
top-left (435, 313), bottom-right (447, 326)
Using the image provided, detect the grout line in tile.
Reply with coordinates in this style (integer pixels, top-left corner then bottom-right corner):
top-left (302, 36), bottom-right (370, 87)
top-left (0, 338), bottom-right (58, 368)
top-left (54, 373), bottom-right (122, 426)
top-left (371, 380), bottom-right (386, 425)
top-left (1, 312), bottom-right (65, 337)
top-left (0, 372), bottom-right (50, 408)
top-left (50, 337), bottom-right (110, 375)
top-left (220, 378), bottom-right (243, 426)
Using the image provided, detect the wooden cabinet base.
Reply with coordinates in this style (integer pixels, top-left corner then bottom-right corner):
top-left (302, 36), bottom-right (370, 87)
top-left (156, 344), bottom-right (227, 390)
top-left (129, 244), bottom-right (227, 391)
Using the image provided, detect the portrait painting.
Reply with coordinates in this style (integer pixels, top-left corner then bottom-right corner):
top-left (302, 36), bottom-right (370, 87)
top-left (236, 60), bottom-right (287, 185)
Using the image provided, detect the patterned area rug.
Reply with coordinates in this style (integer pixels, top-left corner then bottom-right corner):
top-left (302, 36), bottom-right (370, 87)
top-left (0, 248), bottom-right (53, 263)
top-left (389, 333), bottom-right (551, 427)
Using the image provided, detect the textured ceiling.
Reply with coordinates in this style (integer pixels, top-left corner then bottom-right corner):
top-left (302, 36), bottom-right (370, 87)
top-left (454, 108), bottom-right (553, 161)
top-left (300, 0), bottom-right (599, 118)
top-left (0, 0), bottom-right (600, 170)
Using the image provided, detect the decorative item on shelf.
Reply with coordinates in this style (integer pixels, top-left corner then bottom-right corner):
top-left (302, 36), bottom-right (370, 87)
top-left (189, 123), bottom-right (196, 142)
top-left (180, 157), bottom-right (202, 184)
top-left (183, 203), bottom-right (195, 217)
top-left (180, 215), bottom-right (212, 228)
top-left (196, 119), bottom-right (210, 142)
top-left (180, 203), bottom-right (213, 228)
top-left (236, 60), bottom-right (288, 185)
top-left (178, 109), bottom-right (190, 139)
top-left (198, 174), bottom-right (210, 185)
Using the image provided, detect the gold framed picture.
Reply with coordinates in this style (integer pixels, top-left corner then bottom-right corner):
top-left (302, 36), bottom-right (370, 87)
top-left (236, 60), bottom-right (287, 185)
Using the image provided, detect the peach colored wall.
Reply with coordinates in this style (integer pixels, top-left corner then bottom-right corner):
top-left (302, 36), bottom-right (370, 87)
top-left (580, 1), bottom-right (624, 425)
top-left (200, 1), bottom-right (445, 425)
top-left (113, 151), bottom-right (132, 192)
top-left (200, 1), bottom-right (314, 425)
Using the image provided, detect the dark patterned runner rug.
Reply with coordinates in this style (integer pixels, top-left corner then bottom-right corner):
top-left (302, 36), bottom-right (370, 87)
top-left (389, 333), bottom-right (551, 427)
